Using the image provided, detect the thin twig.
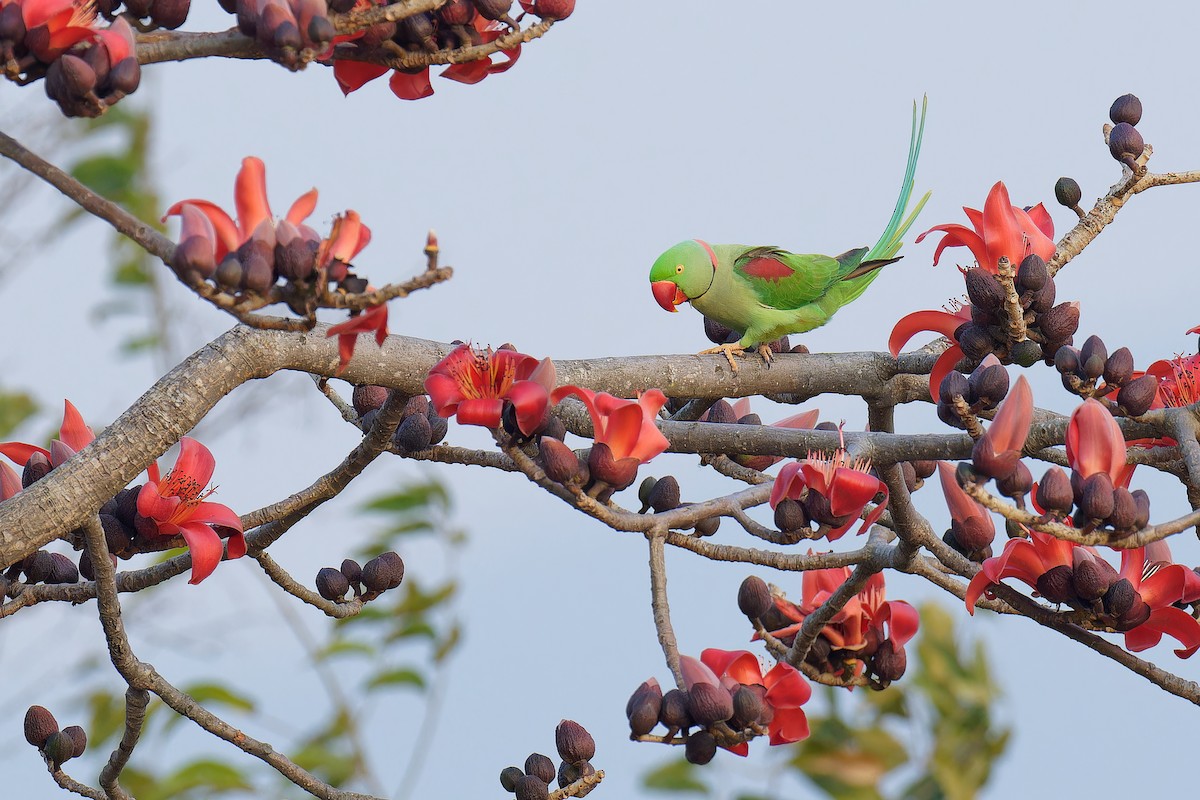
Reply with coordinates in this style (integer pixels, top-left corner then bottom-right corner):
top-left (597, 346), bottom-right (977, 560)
top-left (647, 530), bottom-right (684, 689)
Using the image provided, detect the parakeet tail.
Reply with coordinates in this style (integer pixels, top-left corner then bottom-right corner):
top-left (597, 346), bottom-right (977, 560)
top-left (866, 95), bottom-right (931, 263)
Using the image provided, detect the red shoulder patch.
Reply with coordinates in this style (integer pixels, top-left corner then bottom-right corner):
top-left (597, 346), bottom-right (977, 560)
top-left (741, 257), bottom-right (794, 281)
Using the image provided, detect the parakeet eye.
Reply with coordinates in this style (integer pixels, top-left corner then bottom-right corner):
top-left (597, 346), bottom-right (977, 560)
top-left (675, 264), bottom-right (684, 274)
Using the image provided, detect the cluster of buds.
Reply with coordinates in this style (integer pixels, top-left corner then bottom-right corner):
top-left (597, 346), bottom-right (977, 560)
top-left (1027, 548), bottom-right (1156, 631)
top-left (1036, 464), bottom-right (1150, 537)
top-left (1053, 334), bottom-right (1158, 416)
top-left (937, 354), bottom-right (1011, 429)
top-left (636, 475), bottom-right (720, 536)
top-left (499, 719), bottom-right (597, 800)
top-left (95, 0), bottom-right (188, 29)
top-left (1107, 93), bottom-right (1145, 173)
top-left (6, 549), bottom-right (79, 585)
top-left (314, 552), bottom-right (404, 602)
top-left (24, 706), bottom-right (86, 769)
top-left (351, 388), bottom-right (449, 454)
top-left (219, 0), bottom-right (333, 70)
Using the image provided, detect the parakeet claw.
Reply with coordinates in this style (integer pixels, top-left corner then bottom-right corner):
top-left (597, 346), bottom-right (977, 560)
top-left (757, 344), bottom-right (774, 368)
top-left (698, 343), bottom-right (746, 372)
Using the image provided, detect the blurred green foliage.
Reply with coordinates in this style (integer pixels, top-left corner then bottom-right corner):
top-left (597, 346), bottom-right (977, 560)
top-left (643, 602), bottom-right (1008, 800)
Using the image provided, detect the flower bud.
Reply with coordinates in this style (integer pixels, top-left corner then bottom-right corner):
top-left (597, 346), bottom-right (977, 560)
top-left (1107, 487), bottom-right (1138, 532)
top-left (626, 679), bottom-right (662, 736)
top-left (437, 0), bottom-right (474, 24)
top-left (47, 553), bottom-right (79, 584)
top-left (352, 385), bottom-right (389, 416)
top-left (1078, 472), bottom-right (1115, 521)
top-left (773, 498), bottom-right (807, 532)
top-left (339, 558), bottom-right (362, 589)
top-left (900, 460), bottom-right (917, 492)
top-left (729, 685), bottom-right (765, 730)
top-left (362, 551), bottom-right (404, 592)
top-left (1053, 345), bottom-right (1081, 376)
top-left (1117, 374), bottom-right (1158, 417)
top-left (555, 719), bottom-right (595, 765)
top-left (22, 451), bottom-right (51, 488)
top-left (1103, 347), bottom-right (1134, 387)
top-left (0, 3), bottom-right (26, 41)
top-left (62, 725), bottom-right (87, 758)
top-left (737, 575), bottom-right (772, 618)
top-left (647, 475), bottom-right (680, 512)
top-left (316, 567), bottom-right (349, 601)
top-left (1053, 177), bottom-right (1083, 211)
top-left (995, 460), bottom-right (1032, 499)
top-left (1078, 335), bottom-right (1108, 380)
top-left (659, 688), bottom-right (692, 731)
top-left (1072, 555), bottom-right (1117, 601)
top-left (803, 490), bottom-right (851, 530)
top-left (704, 399), bottom-right (737, 425)
top-left (43, 730), bottom-right (76, 766)
top-left (872, 638), bottom-right (907, 682)
top-left (499, 766), bottom-right (524, 792)
top-left (1108, 122), bottom-right (1145, 168)
top-left (540, 437), bottom-right (583, 484)
top-left (149, 0), bottom-right (190, 28)
top-left (912, 460), bottom-right (937, 480)
top-left (23, 550), bottom-right (54, 584)
top-left (694, 515), bottom-right (720, 537)
top-left (215, 253), bottom-right (244, 289)
top-left (558, 759), bottom-right (595, 790)
top-left (1035, 564), bottom-right (1076, 605)
top-left (1039, 303), bottom-right (1080, 342)
top-left (513, 774), bottom-right (550, 800)
top-left (684, 730), bottom-right (717, 765)
top-left (939, 371), bottom-right (969, 401)
top-left (1009, 339), bottom-right (1043, 368)
top-left (1115, 598), bottom-right (1151, 631)
top-left (968, 362), bottom-right (1009, 408)
top-left (587, 442), bottom-right (639, 489)
top-left (393, 413), bottom-right (433, 454)
top-left (107, 57), bottom-right (141, 96)
top-left (1131, 489), bottom-right (1151, 529)
top-left (964, 268), bottom-right (1005, 310)
top-left (1109, 93), bottom-right (1143, 126)
top-left (1028, 276), bottom-right (1057, 315)
top-left (529, 0), bottom-right (575, 19)
top-left (54, 54), bottom-right (97, 97)
top-left (24, 705), bottom-right (58, 747)
top-left (524, 753), bottom-right (556, 785)
top-left (1103, 577), bottom-right (1136, 618)
top-left (957, 323), bottom-right (995, 361)
top-left (686, 682), bottom-right (733, 726)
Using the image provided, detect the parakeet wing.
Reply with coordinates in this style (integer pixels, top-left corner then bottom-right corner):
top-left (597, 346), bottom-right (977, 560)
top-left (732, 246), bottom-right (869, 311)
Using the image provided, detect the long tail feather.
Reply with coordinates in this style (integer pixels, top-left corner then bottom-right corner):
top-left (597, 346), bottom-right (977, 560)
top-left (867, 95), bottom-right (930, 262)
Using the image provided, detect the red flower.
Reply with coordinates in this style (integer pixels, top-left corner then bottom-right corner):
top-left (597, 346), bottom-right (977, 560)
top-left (550, 386), bottom-right (669, 463)
top-left (1145, 325), bottom-right (1200, 408)
top-left (937, 461), bottom-right (996, 551)
top-left (16, 0), bottom-right (98, 61)
top-left (425, 343), bottom-right (556, 436)
top-left (1066, 398), bottom-right (1132, 487)
top-left (681, 650), bottom-right (811, 755)
top-left (326, 302), bottom-right (388, 374)
top-left (727, 399), bottom-right (820, 472)
top-left (1119, 542), bottom-right (1200, 658)
top-left (965, 529), bottom-right (1076, 612)
top-left (888, 304), bottom-right (974, 401)
top-left (0, 461), bottom-right (21, 501)
top-left (971, 375), bottom-right (1033, 479)
top-left (0, 399), bottom-right (94, 469)
top-left (916, 181), bottom-right (1055, 273)
top-left (768, 427), bottom-right (888, 541)
top-left (137, 437), bottom-right (245, 585)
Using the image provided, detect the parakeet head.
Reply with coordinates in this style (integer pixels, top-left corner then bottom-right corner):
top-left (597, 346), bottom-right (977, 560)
top-left (649, 239), bottom-right (718, 312)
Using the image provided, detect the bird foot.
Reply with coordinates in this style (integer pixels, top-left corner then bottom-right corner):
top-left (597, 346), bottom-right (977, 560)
top-left (756, 344), bottom-right (774, 368)
top-left (698, 343), bottom-right (746, 372)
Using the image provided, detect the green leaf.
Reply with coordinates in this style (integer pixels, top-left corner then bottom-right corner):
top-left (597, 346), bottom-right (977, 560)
top-left (316, 639), bottom-right (378, 661)
top-left (0, 390), bottom-right (36, 439)
top-left (642, 758), bottom-right (710, 794)
top-left (70, 154), bottom-right (138, 202)
top-left (291, 743), bottom-right (357, 788)
top-left (120, 334), bottom-right (163, 354)
top-left (434, 622), bottom-right (461, 663)
top-left (156, 760), bottom-right (252, 796)
top-left (366, 667), bottom-right (426, 691)
top-left (163, 683), bottom-right (255, 734)
top-left (361, 481), bottom-right (450, 514)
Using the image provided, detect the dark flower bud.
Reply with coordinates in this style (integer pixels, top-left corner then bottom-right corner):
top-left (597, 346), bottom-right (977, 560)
top-left (995, 461), bottom-right (1032, 499)
top-left (1117, 374), bottom-right (1158, 417)
top-left (968, 363), bottom-right (1009, 408)
top-left (352, 385), bottom-right (389, 416)
top-left (1103, 577), bottom-right (1137, 618)
top-left (62, 725), bottom-right (87, 758)
top-left (942, 527), bottom-right (964, 556)
top-left (1079, 335), bottom-right (1108, 380)
top-left (99, 513), bottom-right (133, 556)
top-left (637, 476), bottom-right (657, 509)
top-left (940, 370), bottom-right (969, 402)
top-left (1103, 347), bottom-right (1135, 388)
top-left (872, 638), bottom-right (907, 682)
top-left (53, 54), bottom-right (97, 97)
top-left (1016, 254), bottom-right (1049, 293)
top-left (693, 515), bottom-right (720, 537)
top-left (900, 460), bottom-right (917, 492)
top-left (1131, 489), bottom-right (1151, 529)
top-left (24, 705), bottom-right (58, 747)
top-left (316, 567), bottom-right (349, 601)
top-left (659, 688), bottom-right (692, 731)
top-left (1078, 472), bottom-right (1115, 521)
top-left (539, 415), bottom-right (565, 442)
top-left (1035, 564), bottom-right (1077, 605)
top-left (1054, 345), bottom-right (1081, 376)
top-left (514, 774), bottom-right (550, 800)
top-left (47, 553), bottom-right (79, 584)
top-left (684, 730), bottom-right (717, 765)
top-left (362, 551), bottom-right (404, 592)
top-left (215, 253), bottom-right (244, 289)
top-left (587, 442), bottom-right (639, 489)
top-left (524, 753), bottom-right (556, 785)
top-left (1009, 339), bottom-right (1043, 368)
top-left (729, 685), bottom-right (765, 730)
top-left (1115, 598), bottom-right (1151, 631)
top-left (1108, 122), bottom-right (1145, 169)
top-left (275, 237), bottom-right (317, 282)
top-left (529, 0), bottom-right (574, 19)
top-left (912, 460), bottom-right (937, 480)
top-left (1027, 276), bottom-right (1057, 315)
top-left (1054, 177), bottom-right (1083, 211)
top-left (803, 490), bottom-right (851, 530)
top-left (239, 247), bottom-right (275, 294)
top-left (427, 414), bottom-right (448, 446)
top-left (815, 421), bottom-right (839, 432)
top-left (1072, 555), bottom-right (1117, 601)
top-left (327, 0), bottom-right (354, 11)
top-left (936, 400), bottom-right (964, 430)
top-left (702, 317), bottom-right (737, 345)
top-left (1108, 487), bottom-right (1139, 532)
top-left (686, 682), bottom-right (733, 726)
top-left (704, 399), bottom-right (737, 425)
top-left (540, 437), bottom-right (583, 484)
top-left (339, 558), bottom-right (362, 588)
top-left (773, 498), bottom-right (807, 531)
top-left (953, 516), bottom-right (994, 554)
top-left (22, 451), bottom-right (51, 488)
top-left (107, 57), bottom-right (141, 96)
top-left (957, 323), bottom-right (995, 361)
top-left (737, 412), bottom-right (763, 426)
top-left (393, 413), bottom-right (433, 454)
top-left (0, 3), bottom-right (26, 41)
top-left (23, 550), bottom-right (54, 584)
top-left (474, 0), bottom-right (512, 18)
top-left (499, 766), bottom-right (525, 792)
top-left (341, 276), bottom-right (369, 294)
top-left (43, 730), bottom-right (76, 766)
top-left (1039, 303), bottom-right (1080, 342)
top-left (149, 0), bottom-right (190, 28)
top-left (555, 719), bottom-right (595, 765)
top-left (626, 679), bottom-right (662, 736)
top-left (1109, 93), bottom-right (1143, 126)
top-left (394, 10), bottom-right (435, 47)
top-left (964, 268), bottom-right (1005, 310)
top-left (558, 759), bottom-right (595, 789)
top-left (737, 575), bottom-right (772, 619)
top-left (970, 436), bottom-right (1020, 482)
top-left (307, 13), bottom-right (334, 45)
top-left (647, 475), bottom-right (680, 512)
top-left (437, 0), bottom-right (474, 25)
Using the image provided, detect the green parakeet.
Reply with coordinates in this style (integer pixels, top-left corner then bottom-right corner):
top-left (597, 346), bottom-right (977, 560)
top-left (649, 98), bottom-right (930, 370)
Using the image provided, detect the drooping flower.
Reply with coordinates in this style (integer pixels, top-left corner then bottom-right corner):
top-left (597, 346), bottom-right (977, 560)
top-left (888, 303), bottom-right (974, 401)
top-left (937, 461), bottom-right (996, 552)
top-left (970, 374), bottom-right (1033, 479)
top-left (550, 385), bottom-right (669, 464)
top-left (1065, 398), bottom-right (1132, 487)
top-left (768, 427), bottom-right (888, 541)
top-left (0, 399), bottom-right (94, 469)
top-left (425, 343), bottom-right (556, 436)
top-left (1118, 542), bottom-right (1200, 658)
top-left (916, 181), bottom-right (1056, 274)
top-left (965, 529), bottom-right (1077, 612)
top-left (689, 649), bottom-right (812, 755)
top-left (727, 398), bottom-right (820, 472)
top-left (326, 302), bottom-right (388, 374)
top-left (1144, 325), bottom-right (1200, 409)
top-left (137, 437), bottom-right (245, 585)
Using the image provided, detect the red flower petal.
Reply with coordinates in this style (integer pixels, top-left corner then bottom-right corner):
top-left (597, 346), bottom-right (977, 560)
top-left (177, 521), bottom-right (224, 584)
top-left (285, 189), bottom-right (319, 226)
top-left (887, 309), bottom-right (966, 358)
top-left (234, 157), bottom-right (273, 241)
top-left (334, 59), bottom-right (389, 95)
top-left (0, 461), bottom-right (21, 500)
top-left (454, 397), bottom-right (505, 429)
top-left (390, 68), bottom-right (434, 100)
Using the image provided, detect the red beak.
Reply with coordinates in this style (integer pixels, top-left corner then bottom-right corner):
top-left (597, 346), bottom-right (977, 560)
top-left (651, 280), bottom-right (687, 312)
